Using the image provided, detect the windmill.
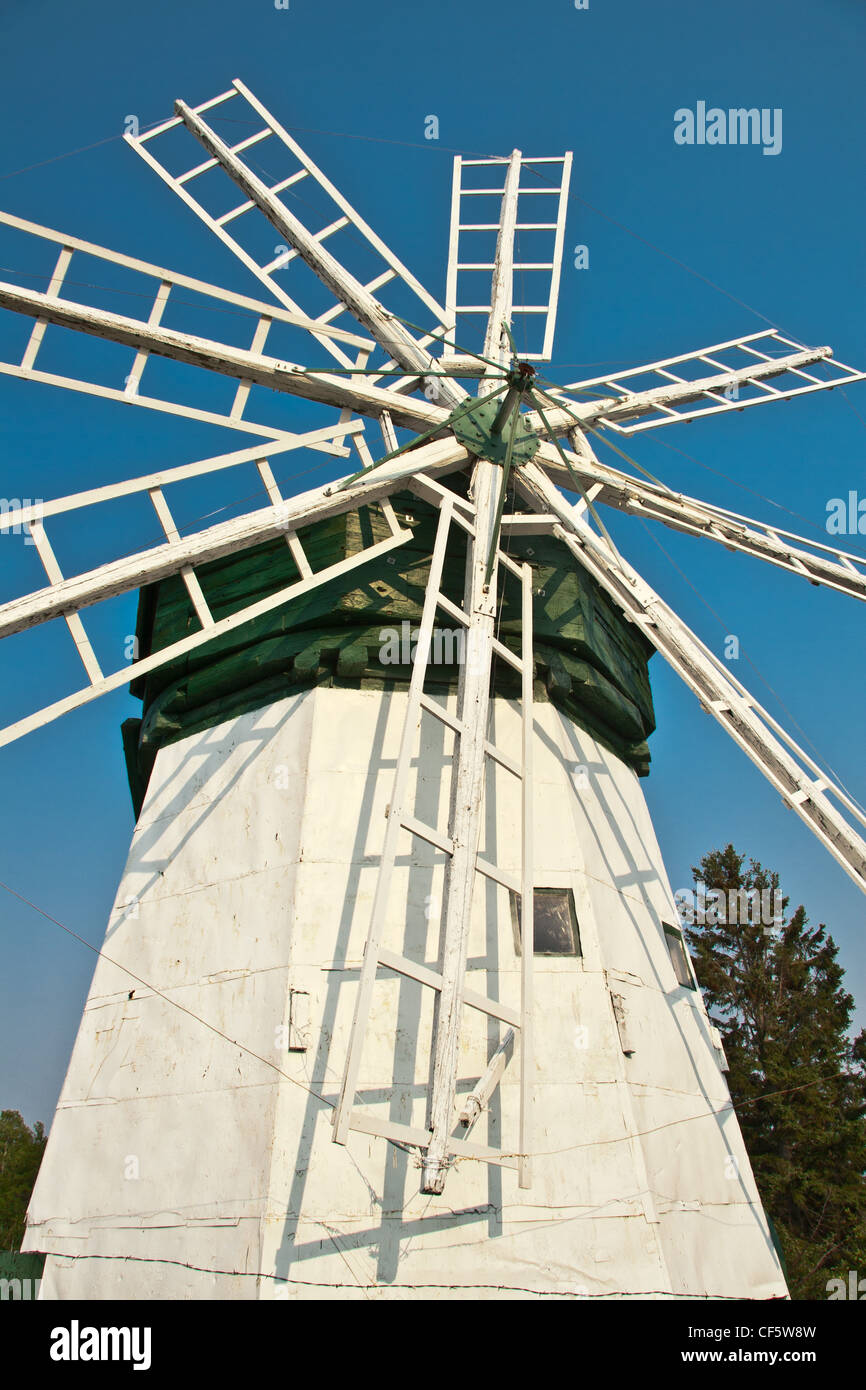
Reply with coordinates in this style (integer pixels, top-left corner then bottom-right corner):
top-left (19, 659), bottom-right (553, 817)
top-left (3, 79), bottom-right (865, 1300)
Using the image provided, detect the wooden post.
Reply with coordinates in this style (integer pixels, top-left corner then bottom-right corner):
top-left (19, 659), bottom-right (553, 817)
top-left (518, 559), bottom-right (534, 1188)
top-left (421, 150), bottom-right (523, 1194)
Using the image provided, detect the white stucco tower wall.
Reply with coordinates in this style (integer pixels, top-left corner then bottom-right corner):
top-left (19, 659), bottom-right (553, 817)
top-left (24, 685), bottom-right (788, 1299)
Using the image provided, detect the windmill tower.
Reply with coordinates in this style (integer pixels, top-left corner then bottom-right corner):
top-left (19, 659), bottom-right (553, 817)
top-left (3, 80), bottom-right (865, 1299)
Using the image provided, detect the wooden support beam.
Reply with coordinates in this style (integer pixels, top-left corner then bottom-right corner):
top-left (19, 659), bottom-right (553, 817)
top-left (377, 949), bottom-right (520, 1029)
top-left (147, 488), bottom-right (214, 630)
top-left (421, 149), bottom-right (523, 1196)
top-left (345, 1109), bottom-right (519, 1169)
top-left (460, 1030), bottom-right (515, 1128)
top-left (518, 560), bottom-right (534, 1188)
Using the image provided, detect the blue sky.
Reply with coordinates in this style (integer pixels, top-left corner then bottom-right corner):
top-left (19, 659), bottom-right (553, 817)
top-left (0, 0), bottom-right (864, 1128)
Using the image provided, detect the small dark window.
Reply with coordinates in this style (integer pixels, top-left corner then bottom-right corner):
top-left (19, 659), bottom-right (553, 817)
top-left (664, 923), bottom-right (695, 989)
top-left (510, 888), bottom-right (581, 957)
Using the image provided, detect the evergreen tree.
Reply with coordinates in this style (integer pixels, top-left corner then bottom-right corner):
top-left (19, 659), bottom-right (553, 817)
top-left (684, 845), bottom-right (866, 1299)
top-left (0, 1110), bottom-right (46, 1251)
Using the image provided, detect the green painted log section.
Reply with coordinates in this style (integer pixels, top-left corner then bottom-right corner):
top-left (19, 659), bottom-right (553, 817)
top-left (122, 487), bottom-right (655, 815)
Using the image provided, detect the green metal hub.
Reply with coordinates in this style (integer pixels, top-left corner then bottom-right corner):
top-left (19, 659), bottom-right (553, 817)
top-left (450, 391), bottom-right (540, 466)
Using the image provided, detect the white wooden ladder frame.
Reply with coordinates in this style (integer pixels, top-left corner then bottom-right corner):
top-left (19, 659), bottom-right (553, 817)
top-left (332, 488), bottom-right (536, 1187)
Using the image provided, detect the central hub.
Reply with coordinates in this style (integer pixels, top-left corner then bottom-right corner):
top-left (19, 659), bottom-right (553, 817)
top-left (450, 364), bottom-right (540, 466)
top-left (509, 359), bottom-right (537, 389)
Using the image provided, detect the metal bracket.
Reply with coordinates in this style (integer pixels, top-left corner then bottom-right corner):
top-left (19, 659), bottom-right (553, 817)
top-left (451, 392), bottom-right (539, 467)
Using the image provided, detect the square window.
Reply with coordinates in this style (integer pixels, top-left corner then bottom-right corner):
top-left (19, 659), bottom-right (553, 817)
top-left (510, 888), bottom-right (581, 957)
top-left (664, 923), bottom-right (696, 989)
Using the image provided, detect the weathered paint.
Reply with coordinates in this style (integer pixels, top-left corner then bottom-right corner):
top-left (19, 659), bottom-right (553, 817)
top-left (25, 688), bottom-right (787, 1299)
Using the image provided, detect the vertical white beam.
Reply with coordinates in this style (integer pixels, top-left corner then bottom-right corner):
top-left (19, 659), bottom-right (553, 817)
top-left (445, 156), bottom-right (463, 339)
top-left (148, 488), bottom-right (214, 630)
top-left (20, 246), bottom-right (73, 371)
top-left (518, 559), bottom-right (534, 1188)
top-left (125, 281), bottom-right (172, 396)
top-left (540, 152), bottom-right (572, 362)
top-left (333, 499), bottom-right (455, 1145)
top-left (379, 411), bottom-right (398, 454)
top-left (230, 316), bottom-right (272, 419)
top-left (26, 521), bottom-right (103, 685)
top-left (254, 459), bottom-right (313, 577)
top-left (421, 150), bottom-right (523, 1194)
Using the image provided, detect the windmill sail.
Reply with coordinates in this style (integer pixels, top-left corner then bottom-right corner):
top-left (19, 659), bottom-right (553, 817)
top-left (0, 209), bottom-right (374, 442)
top-left (125, 80), bottom-right (455, 393)
top-left (559, 329), bottom-right (866, 434)
top-left (445, 152), bottom-right (572, 361)
top-left (538, 434), bottom-right (866, 602)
